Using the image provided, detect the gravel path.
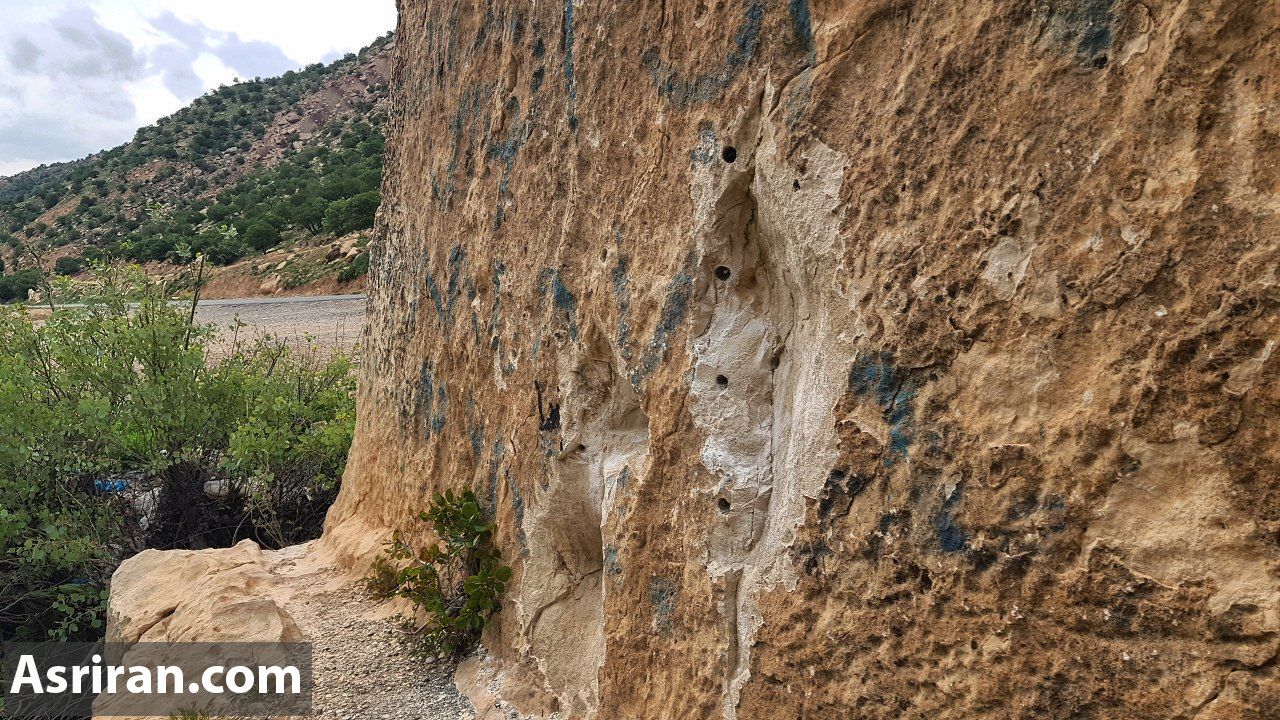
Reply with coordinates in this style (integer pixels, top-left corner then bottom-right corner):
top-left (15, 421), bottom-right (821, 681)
top-left (268, 547), bottom-right (475, 720)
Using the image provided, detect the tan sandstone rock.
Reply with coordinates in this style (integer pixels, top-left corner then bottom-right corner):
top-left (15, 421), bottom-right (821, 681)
top-left (107, 539), bottom-right (300, 645)
top-left (111, 1), bottom-right (1280, 718)
top-left (259, 274), bottom-right (283, 294)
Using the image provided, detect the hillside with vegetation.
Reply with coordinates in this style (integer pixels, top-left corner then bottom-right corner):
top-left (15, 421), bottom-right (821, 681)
top-left (0, 33), bottom-right (393, 302)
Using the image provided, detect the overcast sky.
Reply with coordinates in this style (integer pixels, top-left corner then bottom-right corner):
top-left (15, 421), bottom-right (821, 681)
top-left (0, 0), bottom-right (397, 177)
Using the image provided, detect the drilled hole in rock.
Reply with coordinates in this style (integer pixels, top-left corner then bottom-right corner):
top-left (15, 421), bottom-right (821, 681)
top-left (717, 498), bottom-right (731, 513)
top-left (715, 374), bottom-right (729, 387)
top-left (792, 180), bottom-right (801, 191)
top-left (721, 146), bottom-right (737, 163)
top-left (714, 265), bottom-right (732, 281)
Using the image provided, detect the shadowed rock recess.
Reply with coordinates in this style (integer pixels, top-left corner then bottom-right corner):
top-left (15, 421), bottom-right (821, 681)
top-left (110, 1), bottom-right (1280, 718)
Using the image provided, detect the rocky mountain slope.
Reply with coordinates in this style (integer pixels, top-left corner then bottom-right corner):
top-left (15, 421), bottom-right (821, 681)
top-left (0, 33), bottom-right (393, 297)
top-left (110, 2), bottom-right (1280, 719)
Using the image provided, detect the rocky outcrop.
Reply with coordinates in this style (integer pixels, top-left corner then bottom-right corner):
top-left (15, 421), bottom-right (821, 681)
top-left (108, 540), bottom-right (301, 645)
top-left (110, 1), bottom-right (1280, 718)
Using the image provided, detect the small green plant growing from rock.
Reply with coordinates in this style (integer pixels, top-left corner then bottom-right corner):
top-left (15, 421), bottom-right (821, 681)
top-left (366, 488), bottom-right (511, 659)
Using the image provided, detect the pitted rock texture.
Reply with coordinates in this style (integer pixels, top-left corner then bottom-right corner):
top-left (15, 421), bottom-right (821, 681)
top-left (322, 0), bottom-right (1280, 718)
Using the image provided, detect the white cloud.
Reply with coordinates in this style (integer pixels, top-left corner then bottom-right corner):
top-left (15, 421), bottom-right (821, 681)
top-left (190, 51), bottom-right (239, 90)
top-left (122, 74), bottom-right (184, 127)
top-left (0, 0), bottom-right (395, 175)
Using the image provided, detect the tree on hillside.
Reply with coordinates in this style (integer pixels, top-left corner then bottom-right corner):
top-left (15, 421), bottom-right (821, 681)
top-left (288, 196), bottom-right (330, 234)
top-left (55, 256), bottom-right (86, 276)
top-left (0, 269), bottom-right (42, 303)
top-left (242, 220), bottom-right (281, 252)
top-left (323, 191), bottom-right (380, 235)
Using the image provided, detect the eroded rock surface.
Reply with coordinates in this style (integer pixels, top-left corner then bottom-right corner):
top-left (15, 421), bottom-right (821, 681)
top-left (108, 540), bottom-right (302, 645)
top-left (111, 1), bottom-right (1280, 717)
top-left (105, 542), bottom-right (474, 719)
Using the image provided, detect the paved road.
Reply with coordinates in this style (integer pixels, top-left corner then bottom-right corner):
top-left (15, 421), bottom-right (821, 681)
top-left (32, 294), bottom-right (368, 354)
top-left (37, 293), bottom-right (367, 309)
top-left (192, 293), bottom-right (366, 307)
top-left (194, 294), bottom-right (367, 355)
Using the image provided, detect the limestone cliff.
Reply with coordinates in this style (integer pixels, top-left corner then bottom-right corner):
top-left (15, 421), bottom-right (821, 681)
top-left (113, 0), bottom-right (1280, 717)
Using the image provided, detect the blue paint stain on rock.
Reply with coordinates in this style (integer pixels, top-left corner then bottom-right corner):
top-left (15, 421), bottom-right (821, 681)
top-left (562, 0), bottom-right (579, 130)
top-left (482, 439), bottom-right (508, 517)
top-left (432, 387), bottom-right (447, 433)
top-left (446, 246), bottom-right (467, 322)
top-left (487, 96), bottom-right (531, 230)
top-left (604, 545), bottom-right (623, 577)
top-left (932, 481), bottom-right (969, 553)
top-left (643, 2), bottom-right (765, 108)
top-left (425, 273), bottom-right (445, 326)
top-left (848, 352), bottom-right (919, 467)
top-left (1075, 0), bottom-right (1114, 59)
top-left (420, 362), bottom-right (448, 437)
top-left (630, 264), bottom-right (694, 388)
top-left (611, 251), bottom-right (633, 356)
top-left (431, 85), bottom-right (495, 210)
top-left (648, 576), bottom-right (679, 632)
top-left (534, 268), bottom-right (581, 349)
top-left (1043, 0), bottom-right (1114, 67)
top-left (789, 0), bottom-right (815, 62)
top-left (505, 468), bottom-right (529, 557)
top-left (468, 278), bottom-right (483, 346)
top-left (423, 246), bottom-right (470, 337)
top-left (466, 394), bottom-right (486, 458)
top-left (487, 261), bottom-right (517, 375)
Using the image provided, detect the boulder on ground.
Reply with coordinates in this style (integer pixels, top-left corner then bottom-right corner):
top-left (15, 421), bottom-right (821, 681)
top-left (107, 539), bottom-right (300, 645)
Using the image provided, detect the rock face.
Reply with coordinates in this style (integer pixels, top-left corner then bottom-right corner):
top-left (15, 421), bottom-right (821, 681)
top-left (104, 1), bottom-right (1280, 718)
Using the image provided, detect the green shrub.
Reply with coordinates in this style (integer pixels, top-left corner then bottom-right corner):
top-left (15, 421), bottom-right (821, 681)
top-left (54, 256), bottom-right (86, 276)
top-left (369, 489), bottom-right (511, 659)
top-left (241, 220), bottom-right (281, 252)
top-left (0, 267), bottom-right (355, 641)
top-left (223, 348), bottom-right (354, 548)
top-left (323, 191), bottom-right (380, 235)
top-left (363, 555), bottom-right (400, 598)
top-left (337, 252), bottom-right (369, 282)
top-left (0, 268), bottom-right (43, 303)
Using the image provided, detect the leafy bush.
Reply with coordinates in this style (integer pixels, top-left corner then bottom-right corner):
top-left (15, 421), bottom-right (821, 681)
top-left (0, 267), bottom-right (355, 641)
top-left (0, 268), bottom-right (43, 303)
top-left (363, 555), bottom-right (400, 598)
top-left (54, 256), bottom-right (86, 276)
top-left (337, 252), bottom-right (369, 282)
top-left (224, 348), bottom-right (354, 547)
top-left (368, 489), bottom-right (511, 659)
top-left (323, 191), bottom-right (380, 235)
